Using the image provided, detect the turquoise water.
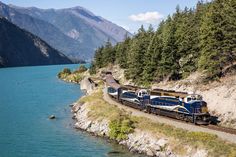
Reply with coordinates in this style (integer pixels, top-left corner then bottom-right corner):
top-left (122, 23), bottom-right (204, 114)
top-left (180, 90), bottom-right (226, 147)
top-left (0, 65), bottom-right (138, 157)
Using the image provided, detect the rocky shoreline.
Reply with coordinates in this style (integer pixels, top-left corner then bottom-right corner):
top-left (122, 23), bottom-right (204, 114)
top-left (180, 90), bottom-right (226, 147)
top-left (71, 102), bottom-right (175, 157)
top-left (69, 77), bottom-right (208, 157)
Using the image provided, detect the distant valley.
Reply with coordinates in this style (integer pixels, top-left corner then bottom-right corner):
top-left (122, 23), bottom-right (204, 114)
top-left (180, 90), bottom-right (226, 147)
top-left (0, 1), bottom-right (131, 61)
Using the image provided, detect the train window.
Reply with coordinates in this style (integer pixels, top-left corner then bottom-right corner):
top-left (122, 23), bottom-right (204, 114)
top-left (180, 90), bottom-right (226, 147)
top-left (123, 92), bottom-right (137, 99)
top-left (187, 98), bottom-right (191, 102)
top-left (108, 87), bottom-right (117, 93)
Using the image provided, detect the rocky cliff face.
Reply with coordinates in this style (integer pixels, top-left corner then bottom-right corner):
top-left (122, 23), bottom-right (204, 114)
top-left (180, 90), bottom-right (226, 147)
top-left (0, 17), bottom-right (72, 67)
top-left (80, 77), bottom-right (97, 94)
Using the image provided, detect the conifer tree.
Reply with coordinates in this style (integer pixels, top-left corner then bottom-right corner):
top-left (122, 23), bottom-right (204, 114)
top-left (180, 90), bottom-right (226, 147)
top-left (142, 22), bottom-right (164, 84)
top-left (198, 0), bottom-right (228, 77)
top-left (115, 36), bottom-right (131, 68)
top-left (221, 0), bottom-right (236, 64)
top-left (90, 0), bottom-right (236, 83)
top-left (94, 46), bottom-right (104, 68)
top-left (102, 40), bottom-right (115, 66)
top-left (126, 25), bottom-right (153, 84)
top-left (159, 16), bottom-right (179, 80)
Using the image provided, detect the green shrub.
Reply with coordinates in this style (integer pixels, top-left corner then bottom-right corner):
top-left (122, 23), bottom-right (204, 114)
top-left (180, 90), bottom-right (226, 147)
top-left (62, 68), bottom-right (71, 74)
top-left (58, 68), bottom-right (71, 78)
top-left (109, 114), bottom-right (134, 141)
top-left (74, 65), bottom-right (88, 74)
top-left (73, 74), bottom-right (83, 83)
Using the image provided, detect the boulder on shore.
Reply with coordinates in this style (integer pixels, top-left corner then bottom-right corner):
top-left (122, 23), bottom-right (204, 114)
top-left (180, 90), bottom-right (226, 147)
top-left (49, 115), bottom-right (56, 119)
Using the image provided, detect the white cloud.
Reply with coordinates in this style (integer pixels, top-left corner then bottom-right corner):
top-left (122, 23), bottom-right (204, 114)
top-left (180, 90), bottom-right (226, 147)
top-left (129, 11), bottom-right (164, 24)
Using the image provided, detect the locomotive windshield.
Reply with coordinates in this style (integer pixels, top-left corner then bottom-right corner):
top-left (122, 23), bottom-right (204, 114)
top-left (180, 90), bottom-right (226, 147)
top-left (185, 94), bottom-right (202, 102)
top-left (137, 89), bottom-right (148, 97)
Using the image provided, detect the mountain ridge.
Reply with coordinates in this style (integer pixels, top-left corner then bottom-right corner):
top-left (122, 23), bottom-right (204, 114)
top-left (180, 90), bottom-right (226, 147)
top-left (0, 17), bottom-right (72, 67)
top-left (0, 1), bottom-right (83, 60)
top-left (0, 1), bottom-right (131, 60)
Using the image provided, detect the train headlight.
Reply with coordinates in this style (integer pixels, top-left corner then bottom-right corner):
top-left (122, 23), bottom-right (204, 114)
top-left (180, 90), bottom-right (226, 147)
top-left (201, 107), bottom-right (208, 113)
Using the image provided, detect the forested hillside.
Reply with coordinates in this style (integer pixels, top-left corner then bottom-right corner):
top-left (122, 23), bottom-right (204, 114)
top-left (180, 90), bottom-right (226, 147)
top-left (90, 0), bottom-right (236, 85)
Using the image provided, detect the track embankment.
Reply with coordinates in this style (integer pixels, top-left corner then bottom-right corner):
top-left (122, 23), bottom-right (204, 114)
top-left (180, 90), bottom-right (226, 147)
top-left (103, 88), bottom-right (236, 144)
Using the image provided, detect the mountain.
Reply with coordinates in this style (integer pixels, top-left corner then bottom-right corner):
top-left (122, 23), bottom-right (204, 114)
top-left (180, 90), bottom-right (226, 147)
top-left (0, 1), bottom-right (82, 61)
top-left (0, 17), bottom-right (72, 68)
top-left (0, 1), bottom-right (131, 60)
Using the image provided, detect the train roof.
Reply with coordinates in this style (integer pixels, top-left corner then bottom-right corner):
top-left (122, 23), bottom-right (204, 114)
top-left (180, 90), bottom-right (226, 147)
top-left (105, 74), bottom-right (121, 90)
top-left (151, 88), bottom-right (188, 98)
top-left (105, 74), bottom-right (198, 98)
top-left (121, 85), bottom-right (145, 91)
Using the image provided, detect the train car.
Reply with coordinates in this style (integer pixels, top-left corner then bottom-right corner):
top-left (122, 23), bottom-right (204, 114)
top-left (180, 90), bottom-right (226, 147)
top-left (106, 74), bottom-right (121, 99)
top-left (119, 89), bottom-right (150, 110)
top-left (146, 94), bottom-right (211, 124)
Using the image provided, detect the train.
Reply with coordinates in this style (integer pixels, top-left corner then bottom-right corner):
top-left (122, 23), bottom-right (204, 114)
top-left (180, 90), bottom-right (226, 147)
top-left (106, 73), bottom-right (211, 125)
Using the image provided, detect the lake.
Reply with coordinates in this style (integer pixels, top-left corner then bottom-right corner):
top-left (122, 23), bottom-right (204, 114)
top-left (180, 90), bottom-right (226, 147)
top-left (0, 64), bottom-right (139, 157)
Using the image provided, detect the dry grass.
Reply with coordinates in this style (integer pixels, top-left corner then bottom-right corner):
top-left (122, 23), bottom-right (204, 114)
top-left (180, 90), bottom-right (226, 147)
top-left (133, 116), bottom-right (236, 157)
top-left (80, 90), bottom-right (122, 121)
top-left (79, 89), bottom-right (134, 140)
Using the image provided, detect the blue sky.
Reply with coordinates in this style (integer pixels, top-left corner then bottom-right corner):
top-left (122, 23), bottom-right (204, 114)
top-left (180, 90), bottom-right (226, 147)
top-left (1, 0), bottom-right (200, 33)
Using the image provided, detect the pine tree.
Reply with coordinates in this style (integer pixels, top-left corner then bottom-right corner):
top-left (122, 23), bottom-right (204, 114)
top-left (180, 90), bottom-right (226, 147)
top-left (126, 25), bottom-right (152, 84)
top-left (142, 22), bottom-right (164, 84)
top-left (102, 40), bottom-right (115, 66)
top-left (94, 46), bottom-right (104, 68)
top-left (198, 0), bottom-right (228, 78)
top-left (159, 16), bottom-right (179, 80)
top-left (90, 0), bottom-right (236, 83)
top-left (115, 36), bottom-right (131, 68)
top-left (221, 0), bottom-right (236, 64)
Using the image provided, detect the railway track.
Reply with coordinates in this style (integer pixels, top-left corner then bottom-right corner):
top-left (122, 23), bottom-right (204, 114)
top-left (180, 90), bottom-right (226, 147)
top-left (146, 107), bottom-right (236, 136)
top-left (143, 106), bottom-right (236, 136)
top-left (203, 124), bottom-right (236, 135)
top-left (153, 113), bottom-right (236, 136)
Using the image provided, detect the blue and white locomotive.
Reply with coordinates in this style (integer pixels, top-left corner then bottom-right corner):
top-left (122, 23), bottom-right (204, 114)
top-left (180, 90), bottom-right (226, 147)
top-left (146, 93), bottom-right (210, 124)
top-left (106, 74), bottom-right (211, 124)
